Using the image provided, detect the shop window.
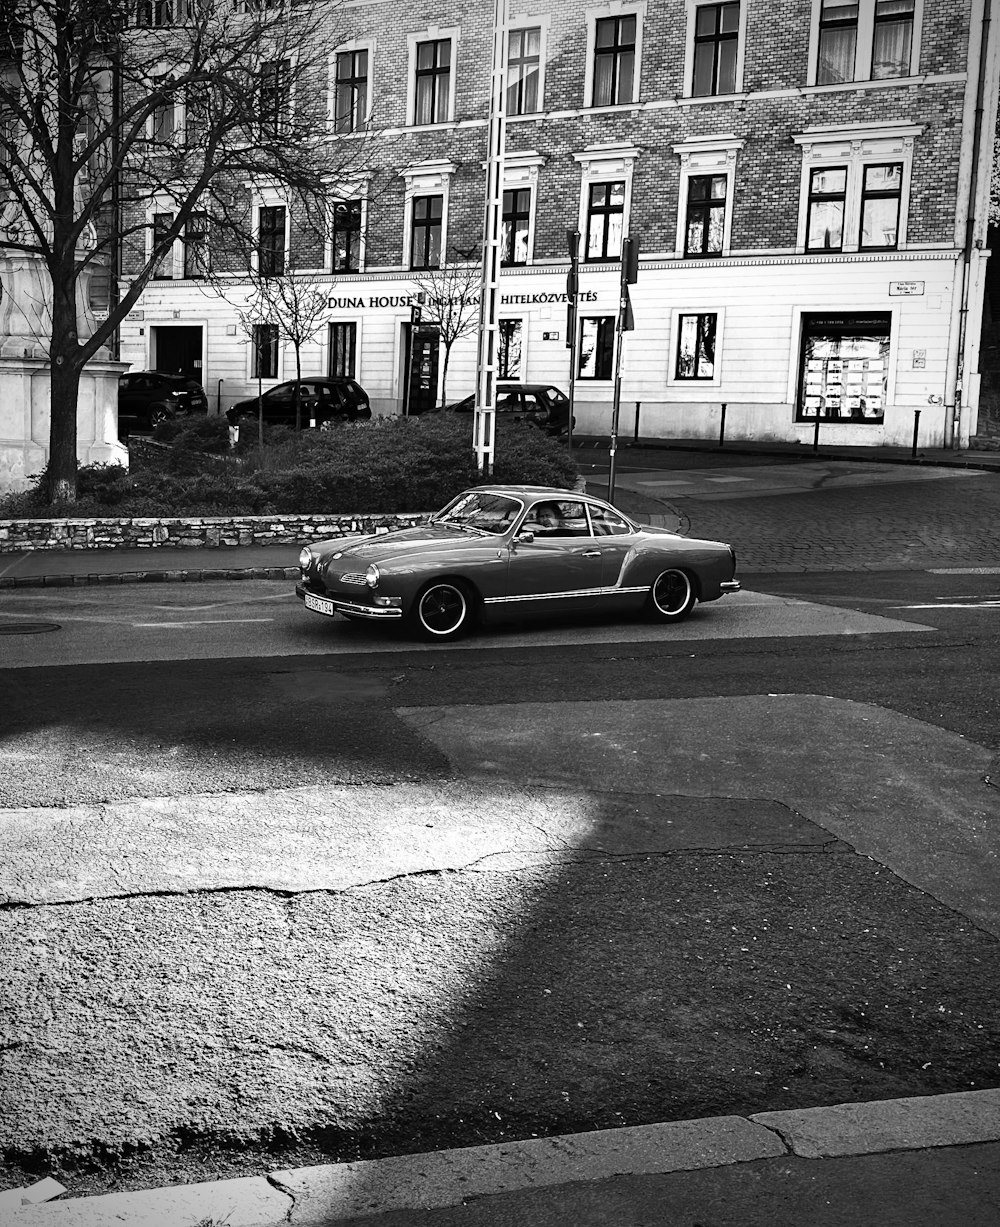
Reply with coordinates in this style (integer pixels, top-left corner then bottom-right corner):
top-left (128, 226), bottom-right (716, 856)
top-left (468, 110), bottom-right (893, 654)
top-left (692, 2), bottom-right (739, 95)
top-left (675, 313), bottom-right (717, 379)
top-left (414, 38), bottom-right (452, 125)
top-left (328, 321), bottom-right (357, 378)
top-left (334, 49), bottom-right (368, 133)
top-left (797, 313), bottom-right (890, 423)
top-left (501, 189), bottom-right (531, 266)
top-left (257, 204), bottom-right (286, 276)
top-left (859, 162), bottom-right (901, 249)
top-left (684, 175), bottom-right (727, 256)
top-left (498, 319), bottom-right (522, 379)
top-left (410, 194), bottom-right (443, 269)
top-left (579, 316), bottom-right (615, 379)
top-left (183, 212), bottom-right (208, 279)
top-left (507, 28), bottom-right (542, 115)
top-left (592, 14), bottom-right (637, 106)
top-left (585, 180), bottom-right (625, 261)
top-left (151, 211), bottom-right (174, 279)
top-left (252, 323), bottom-right (279, 380)
top-left (331, 199), bottom-right (362, 271)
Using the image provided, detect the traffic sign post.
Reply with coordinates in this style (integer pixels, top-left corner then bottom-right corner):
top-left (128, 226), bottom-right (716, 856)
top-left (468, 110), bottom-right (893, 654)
top-left (566, 229), bottom-right (581, 453)
top-left (608, 236), bottom-right (638, 504)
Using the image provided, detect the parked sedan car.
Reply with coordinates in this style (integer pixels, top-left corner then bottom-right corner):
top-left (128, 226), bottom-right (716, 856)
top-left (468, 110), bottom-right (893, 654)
top-left (442, 383), bottom-right (575, 436)
top-left (226, 378), bottom-right (371, 429)
top-left (117, 371), bottom-right (208, 435)
top-left (296, 485), bottom-right (740, 641)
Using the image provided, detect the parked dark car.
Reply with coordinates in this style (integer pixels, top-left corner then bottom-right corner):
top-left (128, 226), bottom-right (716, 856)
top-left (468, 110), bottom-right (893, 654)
top-left (226, 378), bottom-right (371, 429)
top-left (442, 383), bottom-right (575, 437)
top-left (117, 371), bottom-right (208, 435)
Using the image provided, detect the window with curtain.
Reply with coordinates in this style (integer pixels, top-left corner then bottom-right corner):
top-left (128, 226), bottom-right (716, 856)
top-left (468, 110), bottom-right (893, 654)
top-left (334, 49), bottom-right (368, 133)
top-left (258, 205), bottom-right (286, 276)
top-left (585, 181), bottom-right (625, 261)
top-left (684, 175), bottom-right (727, 256)
top-left (331, 199), bottom-right (362, 271)
top-left (806, 167), bottom-right (847, 250)
top-left (692, 2), bottom-right (739, 96)
top-left (414, 39), bottom-right (451, 125)
top-left (675, 313), bottom-right (717, 379)
top-left (183, 213), bottom-right (208, 278)
top-left (507, 28), bottom-right (541, 114)
top-left (871, 0), bottom-right (914, 78)
top-left (410, 194), bottom-right (443, 269)
top-left (252, 324), bottom-right (279, 380)
top-left (151, 212), bottom-right (174, 278)
top-left (501, 189), bottom-right (531, 266)
top-left (592, 14), bottom-right (636, 106)
top-left (328, 322), bottom-right (357, 378)
top-left (579, 317), bottom-right (615, 379)
top-left (817, 0), bottom-right (858, 83)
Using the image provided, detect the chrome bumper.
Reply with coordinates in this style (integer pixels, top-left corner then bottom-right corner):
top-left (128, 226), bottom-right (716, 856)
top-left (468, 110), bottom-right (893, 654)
top-left (720, 580), bottom-right (741, 593)
top-left (295, 583), bottom-right (403, 620)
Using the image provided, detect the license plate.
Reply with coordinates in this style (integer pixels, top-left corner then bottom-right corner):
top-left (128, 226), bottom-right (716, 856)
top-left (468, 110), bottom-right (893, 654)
top-left (304, 592), bottom-right (336, 617)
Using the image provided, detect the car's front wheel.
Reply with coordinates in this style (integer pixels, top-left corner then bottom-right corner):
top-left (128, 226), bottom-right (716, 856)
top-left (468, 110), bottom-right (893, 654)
top-left (648, 568), bottom-right (697, 621)
top-left (149, 403), bottom-right (172, 427)
top-left (410, 580), bottom-right (475, 641)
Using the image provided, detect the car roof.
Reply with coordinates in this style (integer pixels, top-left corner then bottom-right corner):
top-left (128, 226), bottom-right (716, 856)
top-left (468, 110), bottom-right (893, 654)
top-left (465, 484), bottom-right (605, 502)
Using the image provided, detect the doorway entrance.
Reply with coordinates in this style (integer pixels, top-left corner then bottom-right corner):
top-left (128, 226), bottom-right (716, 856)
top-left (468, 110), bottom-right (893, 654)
top-left (401, 324), bottom-right (440, 416)
top-left (152, 326), bottom-right (203, 384)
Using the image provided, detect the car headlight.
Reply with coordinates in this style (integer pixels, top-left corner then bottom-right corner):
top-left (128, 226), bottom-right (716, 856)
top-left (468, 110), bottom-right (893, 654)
top-left (298, 547), bottom-right (313, 570)
top-left (365, 564), bottom-right (380, 588)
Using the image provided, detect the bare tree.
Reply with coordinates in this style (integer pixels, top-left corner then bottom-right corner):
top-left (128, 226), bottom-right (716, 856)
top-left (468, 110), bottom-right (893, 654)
top-left (0, 0), bottom-right (375, 502)
top-left (410, 255), bottom-right (483, 409)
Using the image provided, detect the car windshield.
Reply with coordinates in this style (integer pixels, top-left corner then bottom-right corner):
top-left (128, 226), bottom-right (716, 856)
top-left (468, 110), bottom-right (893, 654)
top-left (544, 386), bottom-right (568, 404)
top-left (435, 491), bottom-right (523, 535)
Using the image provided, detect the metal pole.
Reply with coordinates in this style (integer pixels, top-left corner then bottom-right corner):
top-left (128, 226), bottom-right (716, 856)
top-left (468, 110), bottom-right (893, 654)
top-left (633, 399), bottom-right (640, 440)
top-left (566, 230), bottom-right (580, 454)
top-left (473, 0), bottom-right (508, 475)
top-left (607, 311), bottom-right (625, 503)
top-left (911, 408), bottom-right (921, 458)
top-left (812, 406), bottom-right (821, 453)
top-left (719, 401), bottom-right (727, 447)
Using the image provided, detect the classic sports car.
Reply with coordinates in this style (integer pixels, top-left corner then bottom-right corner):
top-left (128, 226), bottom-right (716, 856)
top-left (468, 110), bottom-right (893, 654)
top-left (296, 486), bottom-right (740, 641)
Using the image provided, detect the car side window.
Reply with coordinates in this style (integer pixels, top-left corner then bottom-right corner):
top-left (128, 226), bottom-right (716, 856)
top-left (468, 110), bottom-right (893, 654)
top-left (589, 506), bottom-right (632, 536)
top-left (525, 500), bottom-right (590, 537)
top-left (496, 391), bottom-right (521, 413)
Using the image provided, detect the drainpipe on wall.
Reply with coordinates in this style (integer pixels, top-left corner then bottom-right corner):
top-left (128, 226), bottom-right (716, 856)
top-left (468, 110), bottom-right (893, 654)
top-left (946, 0), bottom-right (997, 449)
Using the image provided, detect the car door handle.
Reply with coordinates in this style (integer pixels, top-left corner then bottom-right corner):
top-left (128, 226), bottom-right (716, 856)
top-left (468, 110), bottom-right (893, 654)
top-left (581, 549), bottom-right (601, 557)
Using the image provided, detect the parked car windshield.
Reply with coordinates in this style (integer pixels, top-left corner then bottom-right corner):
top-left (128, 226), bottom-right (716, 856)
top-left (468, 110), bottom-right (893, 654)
top-left (435, 491), bottom-right (523, 535)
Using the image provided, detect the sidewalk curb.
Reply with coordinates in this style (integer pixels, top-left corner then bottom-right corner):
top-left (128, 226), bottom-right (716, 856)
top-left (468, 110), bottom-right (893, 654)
top-left (8, 1090), bottom-right (1000, 1225)
top-left (0, 565), bottom-right (301, 590)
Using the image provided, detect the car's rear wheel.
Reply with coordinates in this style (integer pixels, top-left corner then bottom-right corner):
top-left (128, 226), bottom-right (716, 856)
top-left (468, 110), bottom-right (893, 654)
top-left (411, 580), bottom-right (474, 641)
top-left (648, 568), bottom-right (697, 621)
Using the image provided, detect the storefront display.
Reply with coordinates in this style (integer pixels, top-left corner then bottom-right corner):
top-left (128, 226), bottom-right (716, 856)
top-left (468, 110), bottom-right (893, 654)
top-left (797, 313), bottom-right (891, 423)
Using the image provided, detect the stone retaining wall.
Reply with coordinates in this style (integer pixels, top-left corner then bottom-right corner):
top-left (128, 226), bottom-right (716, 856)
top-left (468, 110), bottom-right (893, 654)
top-left (0, 512), bottom-right (429, 553)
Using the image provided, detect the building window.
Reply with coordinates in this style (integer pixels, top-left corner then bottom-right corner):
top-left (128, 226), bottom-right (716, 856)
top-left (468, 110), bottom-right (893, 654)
top-left (183, 212), bottom-right (208, 278)
top-left (501, 189), bottom-right (531, 266)
top-left (258, 204), bottom-right (286, 276)
top-left (579, 316), bottom-right (615, 379)
top-left (859, 162), bottom-right (902, 248)
top-left (675, 313), bottom-right (717, 379)
top-left (592, 14), bottom-right (636, 106)
top-left (585, 181), bottom-right (625, 261)
top-left (806, 167), bottom-right (847, 251)
top-left (135, 0), bottom-right (184, 27)
top-left (410, 194), bottom-right (443, 269)
top-left (331, 199), bottom-right (362, 271)
top-left (334, 49), bottom-right (368, 133)
top-left (498, 319), bottom-right (523, 379)
top-left (797, 312), bottom-right (890, 422)
top-left (328, 321), bottom-right (357, 378)
top-left (414, 38), bottom-right (451, 125)
top-left (507, 27), bottom-right (541, 115)
top-left (151, 212), bottom-right (174, 278)
top-left (684, 175), bottom-right (727, 256)
top-left (260, 59), bottom-right (288, 138)
top-left (151, 100), bottom-right (175, 143)
top-left (693, 2), bottom-right (739, 95)
top-left (872, 0), bottom-right (914, 79)
top-left (817, 0), bottom-right (858, 84)
top-left (252, 323), bottom-right (279, 380)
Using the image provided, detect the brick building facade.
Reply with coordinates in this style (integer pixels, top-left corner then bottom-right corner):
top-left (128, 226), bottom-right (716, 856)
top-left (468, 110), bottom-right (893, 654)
top-left (118, 0), bottom-right (1000, 449)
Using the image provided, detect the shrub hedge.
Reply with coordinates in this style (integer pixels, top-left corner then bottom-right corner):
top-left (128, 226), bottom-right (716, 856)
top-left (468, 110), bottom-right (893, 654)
top-left (0, 414), bottom-right (580, 519)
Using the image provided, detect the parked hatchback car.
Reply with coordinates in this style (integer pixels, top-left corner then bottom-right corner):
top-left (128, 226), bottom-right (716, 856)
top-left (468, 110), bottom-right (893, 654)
top-left (296, 485), bottom-right (740, 641)
top-left (443, 383), bottom-right (575, 436)
top-left (117, 371), bottom-right (208, 435)
top-left (226, 378), bottom-right (371, 429)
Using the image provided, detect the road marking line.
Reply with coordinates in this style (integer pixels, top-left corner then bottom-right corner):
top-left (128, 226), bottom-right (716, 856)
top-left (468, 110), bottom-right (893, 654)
top-left (890, 602), bottom-right (1000, 610)
top-left (927, 567), bottom-right (1000, 574)
top-left (131, 618), bottom-right (276, 627)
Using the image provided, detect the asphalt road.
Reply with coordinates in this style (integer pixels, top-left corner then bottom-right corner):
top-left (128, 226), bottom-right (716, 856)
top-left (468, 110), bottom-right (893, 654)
top-left (1, 465), bottom-right (999, 1201)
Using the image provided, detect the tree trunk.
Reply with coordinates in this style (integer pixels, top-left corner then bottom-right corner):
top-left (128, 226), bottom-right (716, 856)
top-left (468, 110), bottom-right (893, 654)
top-left (47, 280), bottom-right (83, 505)
top-left (294, 343), bottom-right (302, 431)
top-left (440, 342), bottom-right (452, 409)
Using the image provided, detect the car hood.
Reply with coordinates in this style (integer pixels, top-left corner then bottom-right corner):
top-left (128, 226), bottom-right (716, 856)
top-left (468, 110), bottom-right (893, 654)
top-left (313, 523), bottom-right (492, 562)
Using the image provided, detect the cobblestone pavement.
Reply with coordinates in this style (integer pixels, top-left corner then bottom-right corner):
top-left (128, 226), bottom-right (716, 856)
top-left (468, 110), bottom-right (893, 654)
top-left (607, 472), bottom-right (1000, 574)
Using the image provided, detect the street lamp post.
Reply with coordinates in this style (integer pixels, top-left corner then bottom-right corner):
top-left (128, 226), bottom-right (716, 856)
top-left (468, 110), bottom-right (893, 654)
top-left (473, 0), bottom-right (508, 475)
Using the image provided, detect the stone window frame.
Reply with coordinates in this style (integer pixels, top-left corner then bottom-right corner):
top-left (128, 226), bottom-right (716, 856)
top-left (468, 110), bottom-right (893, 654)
top-left (667, 307), bottom-right (726, 389)
top-left (329, 39), bottom-right (375, 134)
top-left (672, 134), bottom-right (743, 258)
top-left (792, 122), bottom-right (921, 254)
top-left (500, 151), bottom-right (545, 266)
top-left (505, 17), bottom-right (551, 117)
top-left (582, 1), bottom-right (647, 110)
top-left (573, 142), bottom-right (641, 264)
top-left (401, 159), bottom-right (456, 270)
top-left (683, 0), bottom-right (747, 97)
top-left (251, 181), bottom-right (291, 277)
top-left (405, 26), bottom-right (460, 128)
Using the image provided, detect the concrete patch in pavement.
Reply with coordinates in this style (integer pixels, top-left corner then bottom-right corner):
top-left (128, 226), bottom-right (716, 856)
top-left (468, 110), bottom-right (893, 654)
top-left (752, 1088), bottom-right (1000, 1158)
